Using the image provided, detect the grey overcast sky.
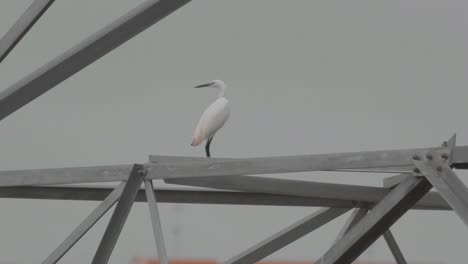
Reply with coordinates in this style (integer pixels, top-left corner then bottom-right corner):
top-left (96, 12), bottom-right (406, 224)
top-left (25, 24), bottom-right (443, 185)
top-left (0, 0), bottom-right (467, 263)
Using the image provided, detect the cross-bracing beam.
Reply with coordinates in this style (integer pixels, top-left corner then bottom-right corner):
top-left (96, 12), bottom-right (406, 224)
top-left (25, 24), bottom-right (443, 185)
top-left (334, 208), bottom-right (368, 242)
top-left (0, 0), bottom-right (191, 121)
top-left (144, 180), bottom-right (168, 264)
top-left (383, 229), bottom-right (407, 264)
top-left (223, 207), bottom-right (350, 264)
top-left (333, 208), bottom-right (407, 264)
top-left (41, 182), bottom-right (126, 264)
top-left (92, 164), bottom-right (145, 264)
top-left (317, 176), bottom-right (432, 264)
top-left (0, 0), bottom-right (55, 64)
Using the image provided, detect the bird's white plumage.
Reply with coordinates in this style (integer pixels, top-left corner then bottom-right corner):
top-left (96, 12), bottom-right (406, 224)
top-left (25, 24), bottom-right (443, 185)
top-left (191, 80), bottom-right (230, 147)
top-left (191, 97), bottom-right (230, 146)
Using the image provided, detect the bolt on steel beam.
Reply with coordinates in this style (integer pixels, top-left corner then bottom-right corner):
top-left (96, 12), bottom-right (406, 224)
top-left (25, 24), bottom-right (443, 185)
top-left (414, 152), bottom-right (468, 228)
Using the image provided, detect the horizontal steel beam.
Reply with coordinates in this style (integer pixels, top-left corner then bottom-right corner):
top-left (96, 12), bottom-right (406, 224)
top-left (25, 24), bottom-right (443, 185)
top-left (149, 147), bottom-right (437, 177)
top-left (0, 144), bottom-right (463, 186)
top-left (0, 184), bottom-right (450, 210)
top-left (0, 0), bottom-right (55, 64)
top-left (0, 0), bottom-right (190, 121)
top-left (150, 155), bottom-right (415, 173)
top-left (166, 175), bottom-right (388, 202)
top-left (165, 175), bottom-right (448, 211)
top-left (451, 145), bottom-right (468, 168)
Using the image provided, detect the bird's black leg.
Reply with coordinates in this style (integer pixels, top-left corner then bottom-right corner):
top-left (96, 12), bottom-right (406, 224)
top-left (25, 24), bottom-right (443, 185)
top-left (205, 136), bottom-right (213, 158)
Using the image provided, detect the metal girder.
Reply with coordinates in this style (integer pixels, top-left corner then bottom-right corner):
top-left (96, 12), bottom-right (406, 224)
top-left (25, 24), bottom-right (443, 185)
top-left (0, 0), bottom-right (191, 121)
top-left (165, 175), bottom-right (447, 211)
top-left (1, 144), bottom-right (465, 186)
top-left (0, 183), bottom-right (450, 210)
top-left (318, 176), bottom-right (432, 264)
top-left (148, 147), bottom-right (440, 177)
top-left (334, 208), bottom-right (368, 242)
top-left (144, 180), bottom-right (168, 264)
top-left (41, 182), bottom-right (126, 264)
top-left (383, 230), bottom-right (407, 264)
top-left (414, 152), bottom-right (468, 227)
top-left (0, 185), bottom-right (363, 208)
top-left (0, 0), bottom-right (55, 64)
top-left (223, 208), bottom-right (350, 264)
top-left (166, 175), bottom-right (389, 202)
top-left (149, 155), bottom-right (414, 174)
top-left (92, 164), bottom-right (145, 264)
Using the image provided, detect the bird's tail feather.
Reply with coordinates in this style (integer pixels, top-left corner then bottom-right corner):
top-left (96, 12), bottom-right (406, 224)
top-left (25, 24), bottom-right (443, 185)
top-left (191, 134), bottom-right (204, 146)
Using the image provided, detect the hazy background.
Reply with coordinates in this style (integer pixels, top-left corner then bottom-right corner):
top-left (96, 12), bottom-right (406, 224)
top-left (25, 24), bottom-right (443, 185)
top-left (0, 0), bottom-right (467, 263)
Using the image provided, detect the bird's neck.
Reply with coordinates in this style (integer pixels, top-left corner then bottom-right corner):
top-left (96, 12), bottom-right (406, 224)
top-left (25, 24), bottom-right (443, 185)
top-left (217, 84), bottom-right (226, 98)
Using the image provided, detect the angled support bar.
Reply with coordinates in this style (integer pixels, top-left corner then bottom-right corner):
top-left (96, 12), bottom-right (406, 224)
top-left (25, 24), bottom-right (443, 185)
top-left (144, 180), bottom-right (168, 264)
top-left (0, 0), bottom-right (55, 64)
top-left (333, 209), bottom-right (407, 264)
top-left (414, 152), bottom-right (468, 227)
top-left (42, 181), bottom-right (126, 264)
top-left (383, 230), bottom-right (407, 264)
top-left (334, 208), bottom-right (368, 242)
top-left (318, 176), bottom-right (432, 264)
top-left (223, 207), bottom-right (350, 264)
top-left (0, 0), bottom-right (190, 121)
top-left (92, 164), bottom-right (145, 264)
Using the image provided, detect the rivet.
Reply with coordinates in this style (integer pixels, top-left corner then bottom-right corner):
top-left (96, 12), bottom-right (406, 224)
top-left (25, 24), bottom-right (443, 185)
top-left (441, 153), bottom-right (449, 160)
top-left (137, 169), bottom-right (148, 176)
top-left (442, 141), bottom-right (448, 147)
top-left (426, 153), bottom-right (433, 160)
top-left (413, 168), bottom-right (421, 174)
top-left (412, 155), bottom-right (420, 160)
top-left (437, 166), bottom-right (443, 172)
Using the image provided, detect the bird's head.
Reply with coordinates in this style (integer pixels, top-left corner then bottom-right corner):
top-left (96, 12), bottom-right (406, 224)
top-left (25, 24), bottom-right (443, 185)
top-left (194, 80), bottom-right (225, 89)
top-left (194, 80), bottom-right (226, 97)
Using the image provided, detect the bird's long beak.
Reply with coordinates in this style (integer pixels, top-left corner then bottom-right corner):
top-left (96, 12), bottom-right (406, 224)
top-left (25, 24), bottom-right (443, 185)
top-left (194, 82), bottom-right (214, 88)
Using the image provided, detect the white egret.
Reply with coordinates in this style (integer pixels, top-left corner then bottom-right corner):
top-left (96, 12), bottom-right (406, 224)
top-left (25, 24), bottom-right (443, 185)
top-left (191, 80), bottom-right (230, 157)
